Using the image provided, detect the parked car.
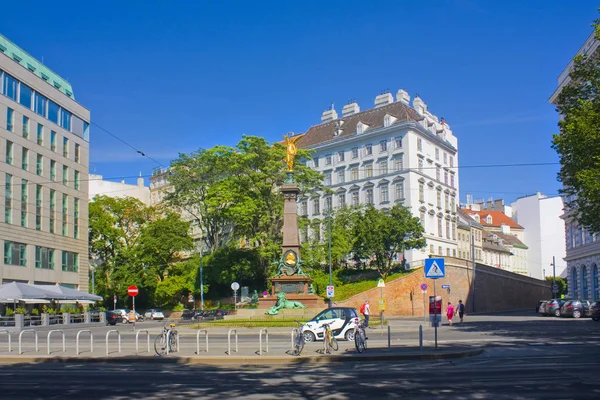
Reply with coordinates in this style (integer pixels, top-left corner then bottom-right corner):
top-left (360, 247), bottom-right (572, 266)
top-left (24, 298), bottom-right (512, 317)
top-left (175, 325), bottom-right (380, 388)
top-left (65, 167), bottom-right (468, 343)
top-left (113, 309), bottom-right (130, 324)
top-left (105, 311), bottom-right (119, 326)
top-left (560, 299), bottom-right (592, 318)
top-left (144, 309), bottom-right (165, 320)
top-left (538, 301), bottom-right (549, 316)
top-left (181, 309), bottom-right (203, 320)
top-left (590, 301), bottom-right (600, 321)
top-left (545, 299), bottom-right (567, 317)
top-left (536, 300), bottom-right (547, 314)
top-left (301, 307), bottom-right (359, 342)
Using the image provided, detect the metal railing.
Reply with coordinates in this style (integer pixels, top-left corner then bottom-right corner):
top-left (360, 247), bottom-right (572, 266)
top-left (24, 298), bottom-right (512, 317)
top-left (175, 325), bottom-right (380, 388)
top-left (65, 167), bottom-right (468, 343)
top-left (259, 329), bottom-right (269, 356)
top-left (18, 329), bottom-right (39, 354)
top-left (49, 314), bottom-right (63, 325)
top-left (135, 330), bottom-right (150, 355)
top-left (196, 329), bottom-right (208, 354)
top-left (0, 316), bottom-right (15, 327)
top-left (105, 330), bottom-right (121, 355)
top-left (24, 315), bottom-right (42, 327)
top-left (0, 330), bottom-right (12, 352)
top-left (76, 330), bottom-right (93, 355)
top-left (90, 313), bottom-right (101, 323)
top-left (227, 329), bottom-right (238, 355)
top-left (70, 313), bottom-right (85, 324)
top-left (47, 330), bottom-right (66, 355)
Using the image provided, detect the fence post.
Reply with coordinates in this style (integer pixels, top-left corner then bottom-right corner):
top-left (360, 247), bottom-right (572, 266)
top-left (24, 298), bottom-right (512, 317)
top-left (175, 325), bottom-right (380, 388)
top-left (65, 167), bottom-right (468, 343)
top-left (84, 312), bottom-right (91, 324)
top-left (18, 329), bottom-right (39, 355)
top-left (14, 314), bottom-right (24, 329)
top-left (105, 330), bottom-right (121, 355)
top-left (387, 325), bottom-right (391, 349)
top-left (419, 325), bottom-right (423, 350)
top-left (291, 329), bottom-right (297, 352)
top-left (196, 329), bottom-right (208, 354)
top-left (41, 313), bottom-right (49, 326)
top-left (135, 330), bottom-right (150, 355)
top-left (259, 329), bottom-right (269, 356)
top-left (227, 329), bottom-right (238, 355)
top-left (99, 312), bottom-right (106, 324)
top-left (0, 330), bottom-right (12, 352)
top-left (47, 330), bottom-right (66, 355)
top-left (76, 330), bottom-right (93, 355)
top-left (63, 313), bottom-right (71, 325)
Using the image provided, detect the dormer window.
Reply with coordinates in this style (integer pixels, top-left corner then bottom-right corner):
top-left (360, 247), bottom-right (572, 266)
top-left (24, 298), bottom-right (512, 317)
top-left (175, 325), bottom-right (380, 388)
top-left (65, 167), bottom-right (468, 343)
top-left (473, 214), bottom-right (480, 223)
top-left (357, 122), bottom-right (368, 134)
top-left (383, 114), bottom-right (397, 127)
top-left (486, 215), bottom-right (492, 224)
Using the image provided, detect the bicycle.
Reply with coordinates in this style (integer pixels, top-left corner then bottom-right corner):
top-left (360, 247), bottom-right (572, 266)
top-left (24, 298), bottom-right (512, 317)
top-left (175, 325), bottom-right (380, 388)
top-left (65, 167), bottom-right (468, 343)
top-left (154, 323), bottom-right (178, 356)
top-left (322, 322), bottom-right (339, 354)
top-left (354, 319), bottom-right (368, 353)
top-left (292, 321), bottom-right (305, 356)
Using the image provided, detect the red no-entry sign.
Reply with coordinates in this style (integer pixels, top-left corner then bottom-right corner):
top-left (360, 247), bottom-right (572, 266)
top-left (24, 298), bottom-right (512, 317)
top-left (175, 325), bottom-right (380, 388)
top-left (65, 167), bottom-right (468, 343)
top-left (128, 285), bottom-right (139, 297)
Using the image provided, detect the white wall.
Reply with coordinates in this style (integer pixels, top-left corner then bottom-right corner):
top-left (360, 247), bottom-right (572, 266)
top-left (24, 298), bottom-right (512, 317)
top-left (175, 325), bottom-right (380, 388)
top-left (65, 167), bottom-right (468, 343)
top-left (540, 196), bottom-right (567, 277)
top-left (89, 174), bottom-right (150, 205)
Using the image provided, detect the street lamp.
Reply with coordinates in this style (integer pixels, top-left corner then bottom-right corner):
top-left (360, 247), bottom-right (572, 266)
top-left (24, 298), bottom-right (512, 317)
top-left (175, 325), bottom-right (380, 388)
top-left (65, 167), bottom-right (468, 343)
top-left (199, 248), bottom-right (204, 311)
top-left (328, 208), bottom-right (333, 308)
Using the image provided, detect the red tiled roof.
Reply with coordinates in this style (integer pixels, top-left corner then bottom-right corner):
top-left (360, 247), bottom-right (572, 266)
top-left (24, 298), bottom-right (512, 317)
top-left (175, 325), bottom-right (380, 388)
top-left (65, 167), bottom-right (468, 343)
top-left (461, 209), bottom-right (524, 229)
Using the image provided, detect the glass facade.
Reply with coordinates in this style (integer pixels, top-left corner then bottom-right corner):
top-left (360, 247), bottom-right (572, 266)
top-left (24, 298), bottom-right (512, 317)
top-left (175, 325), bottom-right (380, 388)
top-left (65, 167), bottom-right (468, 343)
top-left (5, 173), bottom-right (12, 224)
top-left (21, 148), bottom-right (28, 171)
top-left (4, 240), bottom-right (27, 267)
top-left (35, 246), bottom-right (54, 269)
top-left (6, 107), bottom-right (13, 131)
top-left (61, 251), bottom-right (78, 272)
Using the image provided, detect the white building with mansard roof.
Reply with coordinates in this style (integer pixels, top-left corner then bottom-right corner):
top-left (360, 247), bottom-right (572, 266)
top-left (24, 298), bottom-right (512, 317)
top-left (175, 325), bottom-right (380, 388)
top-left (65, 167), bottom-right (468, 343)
top-left (296, 90), bottom-right (459, 265)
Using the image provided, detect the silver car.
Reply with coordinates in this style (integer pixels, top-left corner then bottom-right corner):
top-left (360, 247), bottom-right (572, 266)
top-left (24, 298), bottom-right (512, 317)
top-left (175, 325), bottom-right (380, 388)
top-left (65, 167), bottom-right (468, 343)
top-left (144, 309), bottom-right (165, 320)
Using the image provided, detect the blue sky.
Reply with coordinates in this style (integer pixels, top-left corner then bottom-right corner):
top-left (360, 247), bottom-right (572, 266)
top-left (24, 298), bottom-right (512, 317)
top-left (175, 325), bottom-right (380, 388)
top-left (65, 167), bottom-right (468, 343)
top-left (1, 1), bottom-right (596, 204)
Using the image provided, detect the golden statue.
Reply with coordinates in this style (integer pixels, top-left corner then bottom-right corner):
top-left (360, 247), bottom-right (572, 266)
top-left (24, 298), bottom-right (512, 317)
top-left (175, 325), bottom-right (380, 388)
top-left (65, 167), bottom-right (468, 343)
top-left (283, 133), bottom-right (301, 171)
top-left (285, 251), bottom-right (296, 266)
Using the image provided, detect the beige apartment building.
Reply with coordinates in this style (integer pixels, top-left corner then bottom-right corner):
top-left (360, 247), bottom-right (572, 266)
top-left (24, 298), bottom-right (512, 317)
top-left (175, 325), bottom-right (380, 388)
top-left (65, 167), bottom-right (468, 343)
top-left (0, 34), bottom-right (90, 290)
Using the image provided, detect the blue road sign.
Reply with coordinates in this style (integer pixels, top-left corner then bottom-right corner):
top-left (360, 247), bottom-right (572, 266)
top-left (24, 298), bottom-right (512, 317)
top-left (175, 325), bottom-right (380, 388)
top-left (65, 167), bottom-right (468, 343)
top-left (425, 258), bottom-right (445, 279)
top-left (441, 284), bottom-right (450, 289)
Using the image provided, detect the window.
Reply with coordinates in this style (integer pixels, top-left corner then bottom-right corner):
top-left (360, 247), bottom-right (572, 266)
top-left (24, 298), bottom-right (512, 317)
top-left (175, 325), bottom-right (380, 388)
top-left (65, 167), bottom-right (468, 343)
top-left (395, 182), bottom-right (404, 201)
top-left (352, 148), bottom-right (359, 159)
top-left (50, 131), bottom-right (57, 152)
top-left (63, 165), bottom-right (68, 185)
top-left (325, 197), bottom-right (332, 212)
top-left (366, 188), bottom-right (374, 204)
top-left (351, 191), bottom-right (359, 206)
top-left (417, 138), bottom-right (423, 151)
top-left (436, 190), bottom-right (441, 209)
top-left (366, 164), bottom-right (373, 178)
top-left (50, 160), bottom-right (56, 181)
top-left (74, 170), bottom-right (80, 190)
top-left (2, 73), bottom-right (17, 100)
top-left (444, 153), bottom-right (448, 165)
top-left (6, 141), bottom-right (13, 164)
top-left (365, 144), bottom-right (372, 156)
top-left (4, 241), bottom-right (27, 267)
top-left (49, 189), bottom-right (55, 234)
top-left (418, 159), bottom-right (423, 172)
top-left (380, 140), bottom-right (387, 152)
top-left (324, 172), bottom-right (332, 185)
top-left (36, 154), bottom-right (43, 176)
top-left (446, 220), bottom-right (450, 238)
top-left (380, 184), bottom-right (389, 203)
top-left (22, 116), bottom-right (29, 138)
top-left (301, 200), bottom-right (308, 216)
top-left (5, 174), bottom-right (12, 224)
top-left (337, 169), bottom-right (345, 184)
top-left (446, 248), bottom-right (451, 257)
top-left (21, 179), bottom-right (27, 227)
top-left (450, 156), bottom-right (454, 167)
top-left (452, 222), bottom-right (456, 240)
top-left (380, 161), bottom-right (388, 175)
top-left (313, 157), bottom-right (319, 168)
top-left (394, 137), bottom-right (402, 149)
top-left (37, 124), bottom-right (43, 145)
top-left (450, 174), bottom-right (455, 188)
top-left (19, 83), bottom-right (33, 109)
top-left (21, 148), bottom-right (28, 171)
top-left (338, 193), bottom-right (346, 207)
top-left (60, 108), bottom-right (72, 131)
top-left (394, 157), bottom-right (403, 172)
top-left (6, 107), bottom-right (14, 131)
top-left (36, 184), bottom-right (42, 231)
top-left (450, 196), bottom-right (455, 212)
top-left (419, 183), bottom-right (424, 202)
top-left (48, 101), bottom-right (59, 124)
top-left (313, 198), bottom-right (320, 215)
top-left (35, 246), bottom-right (54, 269)
top-left (62, 194), bottom-right (68, 236)
top-left (436, 166), bottom-right (441, 181)
top-left (444, 171), bottom-right (449, 185)
top-left (351, 167), bottom-right (359, 181)
top-left (435, 148), bottom-right (440, 160)
top-left (325, 154), bottom-right (332, 165)
top-left (34, 92), bottom-right (47, 117)
top-left (62, 251), bottom-right (79, 272)
top-left (445, 193), bottom-right (449, 211)
top-left (438, 217), bottom-right (442, 237)
top-left (438, 246), bottom-right (442, 255)
top-left (63, 137), bottom-right (69, 158)
top-left (421, 211), bottom-right (427, 224)
top-left (74, 143), bottom-right (80, 163)
top-left (338, 151), bottom-right (345, 162)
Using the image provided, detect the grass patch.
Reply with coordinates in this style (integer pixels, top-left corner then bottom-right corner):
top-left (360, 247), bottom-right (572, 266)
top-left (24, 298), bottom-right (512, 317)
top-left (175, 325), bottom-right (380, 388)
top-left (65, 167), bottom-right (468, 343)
top-left (185, 319), bottom-right (305, 329)
top-left (333, 270), bottom-right (411, 302)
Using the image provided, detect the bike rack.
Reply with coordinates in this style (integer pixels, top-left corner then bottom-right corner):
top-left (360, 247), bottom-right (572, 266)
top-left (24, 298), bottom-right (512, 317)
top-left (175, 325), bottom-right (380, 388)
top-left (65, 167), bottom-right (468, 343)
top-left (0, 330), bottom-right (11, 352)
top-left (76, 330), bottom-right (93, 355)
top-left (196, 329), bottom-right (208, 354)
top-left (135, 330), bottom-right (150, 355)
top-left (18, 329), bottom-right (39, 355)
top-left (291, 328), bottom-right (297, 352)
top-left (227, 329), bottom-right (238, 355)
top-left (259, 328), bottom-right (269, 355)
top-left (105, 330), bottom-right (121, 355)
top-left (166, 329), bottom-right (179, 355)
top-left (47, 330), bottom-right (66, 355)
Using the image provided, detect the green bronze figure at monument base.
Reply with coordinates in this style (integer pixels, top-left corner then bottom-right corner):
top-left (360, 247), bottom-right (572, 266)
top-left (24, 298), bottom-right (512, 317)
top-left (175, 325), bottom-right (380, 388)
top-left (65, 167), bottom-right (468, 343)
top-left (266, 292), bottom-right (308, 315)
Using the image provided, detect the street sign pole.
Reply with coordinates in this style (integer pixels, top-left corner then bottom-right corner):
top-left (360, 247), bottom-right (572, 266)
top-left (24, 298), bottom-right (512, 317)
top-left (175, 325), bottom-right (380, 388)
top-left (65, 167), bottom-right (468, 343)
top-left (434, 279), bottom-right (438, 348)
top-left (552, 256), bottom-right (557, 298)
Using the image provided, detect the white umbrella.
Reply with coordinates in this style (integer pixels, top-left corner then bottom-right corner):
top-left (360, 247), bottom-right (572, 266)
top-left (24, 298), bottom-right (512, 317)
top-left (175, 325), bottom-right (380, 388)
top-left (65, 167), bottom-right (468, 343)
top-left (0, 282), bottom-right (70, 303)
top-left (34, 285), bottom-right (102, 302)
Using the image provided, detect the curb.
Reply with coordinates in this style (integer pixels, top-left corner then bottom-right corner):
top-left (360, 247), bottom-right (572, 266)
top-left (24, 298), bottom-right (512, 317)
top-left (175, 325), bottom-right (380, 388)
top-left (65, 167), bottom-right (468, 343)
top-left (0, 348), bottom-right (483, 365)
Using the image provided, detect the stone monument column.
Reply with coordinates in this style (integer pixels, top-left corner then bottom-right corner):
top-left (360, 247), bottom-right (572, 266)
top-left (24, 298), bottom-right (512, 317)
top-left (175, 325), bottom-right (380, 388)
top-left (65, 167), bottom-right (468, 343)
top-left (281, 174), bottom-right (301, 255)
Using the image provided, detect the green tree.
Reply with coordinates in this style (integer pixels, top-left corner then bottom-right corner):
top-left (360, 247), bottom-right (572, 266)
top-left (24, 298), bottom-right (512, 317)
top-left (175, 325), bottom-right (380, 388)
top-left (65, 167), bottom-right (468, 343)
top-left (546, 276), bottom-right (568, 298)
top-left (552, 17), bottom-right (600, 233)
top-left (353, 204), bottom-right (426, 278)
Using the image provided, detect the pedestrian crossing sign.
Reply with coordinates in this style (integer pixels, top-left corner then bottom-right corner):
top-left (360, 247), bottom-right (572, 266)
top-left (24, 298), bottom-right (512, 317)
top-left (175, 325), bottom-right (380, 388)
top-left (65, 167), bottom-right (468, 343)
top-left (425, 258), bottom-right (445, 279)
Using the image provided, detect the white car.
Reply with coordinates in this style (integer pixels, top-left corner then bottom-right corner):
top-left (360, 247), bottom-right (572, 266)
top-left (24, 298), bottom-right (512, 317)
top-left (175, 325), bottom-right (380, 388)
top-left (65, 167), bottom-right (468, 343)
top-left (113, 309), bottom-right (143, 323)
top-left (144, 309), bottom-right (165, 320)
top-left (301, 307), bottom-right (359, 342)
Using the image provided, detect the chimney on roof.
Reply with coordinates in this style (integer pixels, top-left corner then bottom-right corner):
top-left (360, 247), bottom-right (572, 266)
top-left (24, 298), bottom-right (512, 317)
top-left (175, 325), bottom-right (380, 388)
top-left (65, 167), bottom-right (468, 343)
top-left (396, 89), bottom-right (410, 105)
top-left (342, 102), bottom-right (360, 117)
top-left (321, 107), bottom-right (338, 123)
top-left (374, 92), bottom-right (394, 108)
top-left (413, 96), bottom-right (426, 115)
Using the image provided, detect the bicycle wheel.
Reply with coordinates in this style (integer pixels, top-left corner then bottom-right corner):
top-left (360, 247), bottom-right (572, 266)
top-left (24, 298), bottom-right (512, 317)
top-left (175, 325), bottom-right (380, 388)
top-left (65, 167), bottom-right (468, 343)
top-left (154, 334), bottom-right (167, 356)
top-left (168, 331), bottom-right (178, 353)
top-left (362, 330), bottom-right (368, 350)
top-left (324, 333), bottom-right (331, 354)
top-left (330, 334), bottom-right (339, 352)
top-left (355, 334), bottom-right (364, 353)
top-left (293, 336), bottom-right (305, 356)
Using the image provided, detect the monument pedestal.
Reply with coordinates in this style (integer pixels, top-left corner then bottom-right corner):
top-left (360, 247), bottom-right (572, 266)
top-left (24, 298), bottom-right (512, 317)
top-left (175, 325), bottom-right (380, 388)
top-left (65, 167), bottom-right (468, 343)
top-left (258, 275), bottom-right (324, 309)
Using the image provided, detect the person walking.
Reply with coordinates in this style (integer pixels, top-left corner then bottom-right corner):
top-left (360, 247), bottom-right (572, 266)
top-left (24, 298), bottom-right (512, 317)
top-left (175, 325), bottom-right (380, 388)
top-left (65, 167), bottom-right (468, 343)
top-left (360, 299), bottom-right (371, 328)
top-left (446, 301), bottom-right (455, 326)
top-left (457, 299), bottom-right (465, 323)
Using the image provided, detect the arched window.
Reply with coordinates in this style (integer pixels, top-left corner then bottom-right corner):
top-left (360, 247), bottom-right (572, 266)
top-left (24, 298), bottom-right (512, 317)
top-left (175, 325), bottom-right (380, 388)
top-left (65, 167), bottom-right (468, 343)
top-left (593, 264), bottom-right (599, 300)
top-left (572, 267), bottom-right (578, 298)
top-left (582, 266), bottom-right (589, 300)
